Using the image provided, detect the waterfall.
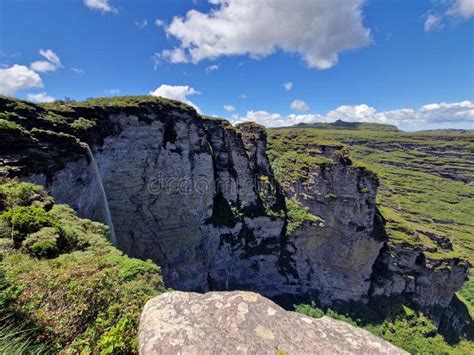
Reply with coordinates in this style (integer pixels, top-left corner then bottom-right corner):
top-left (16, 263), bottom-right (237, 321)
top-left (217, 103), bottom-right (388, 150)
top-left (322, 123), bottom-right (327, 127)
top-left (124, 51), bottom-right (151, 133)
top-left (83, 143), bottom-right (117, 245)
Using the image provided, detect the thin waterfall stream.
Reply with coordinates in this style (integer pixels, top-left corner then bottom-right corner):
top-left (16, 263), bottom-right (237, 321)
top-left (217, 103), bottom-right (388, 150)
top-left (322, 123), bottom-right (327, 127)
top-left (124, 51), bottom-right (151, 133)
top-left (83, 143), bottom-right (117, 245)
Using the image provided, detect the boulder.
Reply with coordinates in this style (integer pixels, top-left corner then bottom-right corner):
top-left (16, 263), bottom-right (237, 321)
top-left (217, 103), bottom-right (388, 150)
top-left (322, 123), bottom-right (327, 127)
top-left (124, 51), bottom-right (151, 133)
top-left (139, 291), bottom-right (407, 355)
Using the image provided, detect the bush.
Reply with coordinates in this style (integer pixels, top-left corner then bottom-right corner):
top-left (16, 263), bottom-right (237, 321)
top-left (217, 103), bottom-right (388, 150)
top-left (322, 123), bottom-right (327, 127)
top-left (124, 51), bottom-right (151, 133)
top-left (71, 117), bottom-right (96, 131)
top-left (21, 227), bottom-right (59, 258)
top-left (0, 179), bottom-right (166, 353)
top-left (286, 199), bottom-right (323, 234)
top-left (1, 206), bottom-right (53, 246)
top-left (296, 302), bottom-right (474, 354)
top-left (0, 180), bottom-right (50, 211)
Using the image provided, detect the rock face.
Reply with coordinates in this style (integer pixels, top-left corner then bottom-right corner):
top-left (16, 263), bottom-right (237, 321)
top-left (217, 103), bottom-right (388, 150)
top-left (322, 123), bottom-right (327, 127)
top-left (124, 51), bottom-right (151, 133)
top-left (286, 146), bottom-right (382, 304)
top-left (139, 291), bottom-right (407, 355)
top-left (0, 96), bottom-right (468, 330)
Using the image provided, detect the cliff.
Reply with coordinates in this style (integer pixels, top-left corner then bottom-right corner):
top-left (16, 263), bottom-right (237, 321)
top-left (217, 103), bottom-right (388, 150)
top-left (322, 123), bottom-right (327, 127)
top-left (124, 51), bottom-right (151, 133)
top-left (0, 96), bottom-right (469, 334)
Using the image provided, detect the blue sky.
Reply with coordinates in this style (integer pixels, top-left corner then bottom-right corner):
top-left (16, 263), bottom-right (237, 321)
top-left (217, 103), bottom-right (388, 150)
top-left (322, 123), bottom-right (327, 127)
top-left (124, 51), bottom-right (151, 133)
top-left (0, 0), bottom-right (473, 130)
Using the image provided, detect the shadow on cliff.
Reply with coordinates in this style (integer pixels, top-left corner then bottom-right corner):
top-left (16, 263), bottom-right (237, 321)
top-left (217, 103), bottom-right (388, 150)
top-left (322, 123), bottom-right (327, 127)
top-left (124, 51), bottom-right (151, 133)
top-left (275, 208), bottom-right (473, 346)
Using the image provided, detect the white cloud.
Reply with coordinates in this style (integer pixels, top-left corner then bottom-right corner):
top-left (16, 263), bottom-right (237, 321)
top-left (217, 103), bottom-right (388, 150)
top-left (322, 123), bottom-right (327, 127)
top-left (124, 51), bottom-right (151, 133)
top-left (84, 0), bottom-right (117, 13)
top-left (26, 92), bottom-right (55, 103)
top-left (135, 19), bottom-right (148, 28)
top-left (149, 84), bottom-right (201, 112)
top-left (30, 49), bottom-right (62, 73)
top-left (425, 0), bottom-right (474, 31)
top-left (153, 53), bottom-right (161, 70)
top-left (449, 0), bottom-right (474, 18)
top-left (283, 82), bottom-right (293, 91)
top-left (224, 105), bottom-right (236, 112)
top-left (290, 99), bottom-right (309, 112)
top-left (424, 14), bottom-right (443, 31)
top-left (105, 88), bottom-right (120, 95)
top-left (155, 19), bottom-right (165, 28)
top-left (71, 67), bottom-right (85, 74)
top-left (230, 101), bottom-right (474, 130)
top-left (161, 0), bottom-right (371, 69)
top-left (206, 64), bottom-right (219, 72)
top-left (326, 104), bottom-right (377, 122)
top-left (0, 64), bottom-right (43, 96)
top-left (161, 47), bottom-right (187, 64)
top-left (232, 110), bottom-right (323, 127)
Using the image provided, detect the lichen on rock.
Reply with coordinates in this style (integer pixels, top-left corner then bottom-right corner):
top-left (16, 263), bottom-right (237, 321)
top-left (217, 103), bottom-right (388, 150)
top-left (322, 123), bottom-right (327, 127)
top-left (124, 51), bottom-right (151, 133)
top-left (138, 291), bottom-right (408, 355)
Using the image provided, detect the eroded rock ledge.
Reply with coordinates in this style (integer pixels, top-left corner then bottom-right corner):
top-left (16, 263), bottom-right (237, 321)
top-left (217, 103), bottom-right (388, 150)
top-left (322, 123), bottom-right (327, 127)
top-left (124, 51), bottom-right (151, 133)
top-left (138, 291), bottom-right (407, 355)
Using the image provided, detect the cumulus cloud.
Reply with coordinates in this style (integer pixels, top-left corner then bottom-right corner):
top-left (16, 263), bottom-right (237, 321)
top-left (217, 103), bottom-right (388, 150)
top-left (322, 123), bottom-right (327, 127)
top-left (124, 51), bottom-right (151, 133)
top-left (160, 0), bottom-right (371, 69)
top-left (84, 0), bottom-right (117, 13)
top-left (425, 0), bottom-right (474, 31)
top-left (290, 100), bottom-right (309, 112)
top-left (30, 49), bottom-right (62, 73)
top-left (0, 64), bottom-right (43, 96)
top-left (149, 84), bottom-right (201, 112)
top-left (283, 82), bottom-right (293, 91)
top-left (450, 0), bottom-right (474, 18)
top-left (224, 105), bottom-right (236, 112)
top-left (230, 101), bottom-right (474, 130)
top-left (26, 92), bottom-right (55, 103)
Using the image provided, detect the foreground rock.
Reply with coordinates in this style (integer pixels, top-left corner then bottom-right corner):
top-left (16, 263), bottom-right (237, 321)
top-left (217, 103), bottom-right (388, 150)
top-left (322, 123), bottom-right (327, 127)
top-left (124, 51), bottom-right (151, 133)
top-left (139, 291), bottom-right (407, 355)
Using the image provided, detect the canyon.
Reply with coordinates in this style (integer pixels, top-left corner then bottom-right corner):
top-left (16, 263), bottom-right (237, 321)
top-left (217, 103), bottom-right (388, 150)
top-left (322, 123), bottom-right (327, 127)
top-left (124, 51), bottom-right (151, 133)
top-left (0, 95), bottom-right (469, 334)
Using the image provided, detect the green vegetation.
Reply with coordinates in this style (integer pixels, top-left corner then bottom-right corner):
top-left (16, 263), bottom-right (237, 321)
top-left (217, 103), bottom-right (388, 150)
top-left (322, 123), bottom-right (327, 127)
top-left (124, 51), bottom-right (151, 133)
top-left (268, 127), bottom-right (474, 353)
top-left (286, 199), bottom-right (323, 234)
top-left (0, 322), bottom-right (49, 355)
top-left (273, 119), bottom-right (401, 132)
top-left (42, 95), bottom-right (196, 114)
top-left (0, 179), bottom-right (165, 353)
top-left (70, 117), bottom-right (96, 131)
top-left (268, 130), bottom-right (338, 188)
top-left (268, 127), bottom-right (473, 264)
top-left (296, 302), bottom-right (473, 354)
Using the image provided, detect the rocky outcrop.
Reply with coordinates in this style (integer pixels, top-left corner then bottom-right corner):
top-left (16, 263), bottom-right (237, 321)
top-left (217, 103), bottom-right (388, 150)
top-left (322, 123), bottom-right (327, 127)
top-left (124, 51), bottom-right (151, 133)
top-left (370, 243), bottom-right (470, 332)
top-left (139, 291), bottom-right (407, 355)
top-left (283, 146), bottom-right (382, 304)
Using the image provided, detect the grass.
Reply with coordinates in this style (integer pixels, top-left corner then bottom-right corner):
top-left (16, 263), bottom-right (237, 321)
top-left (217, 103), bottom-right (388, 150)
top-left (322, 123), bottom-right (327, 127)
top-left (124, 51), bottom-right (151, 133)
top-left (273, 119), bottom-right (401, 132)
top-left (268, 127), bottom-right (474, 353)
top-left (0, 322), bottom-right (49, 354)
top-left (42, 95), bottom-right (196, 114)
top-left (286, 198), bottom-right (324, 234)
top-left (296, 301), bottom-right (473, 354)
top-left (268, 128), bottom-right (474, 263)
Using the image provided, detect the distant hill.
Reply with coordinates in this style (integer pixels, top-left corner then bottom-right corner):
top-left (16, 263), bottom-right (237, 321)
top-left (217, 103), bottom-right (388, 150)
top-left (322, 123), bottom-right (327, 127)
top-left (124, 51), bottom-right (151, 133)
top-left (273, 119), bottom-right (401, 132)
top-left (416, 128), bottom-right (474, 134)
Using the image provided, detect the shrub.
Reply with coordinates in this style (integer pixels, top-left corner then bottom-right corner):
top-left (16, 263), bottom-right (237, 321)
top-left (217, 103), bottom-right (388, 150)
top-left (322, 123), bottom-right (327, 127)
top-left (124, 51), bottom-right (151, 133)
top-left (0, 268), bottom-right (23, 312)
top-left (71, 117), bottom-right (96, 131)
top-left (286, 199), bottom-right (323, 234)
top-left (296, 302), bottom-right (474, 354)
top-left (0, 180), bottom-right (50, 210)
top-left (21, 227), bottom-right (59, 258)
top-left (1, 206), bottom-right (53, 246)
top-left (0, 179), bottom-right (166, 353)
